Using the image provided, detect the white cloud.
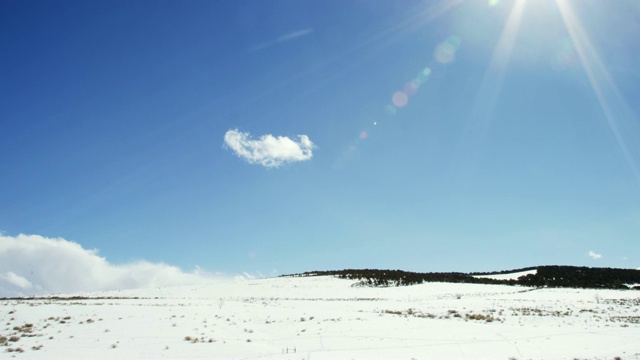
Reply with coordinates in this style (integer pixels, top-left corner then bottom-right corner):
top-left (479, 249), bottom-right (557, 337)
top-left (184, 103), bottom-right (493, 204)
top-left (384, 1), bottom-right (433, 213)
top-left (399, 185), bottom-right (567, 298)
top-left (588, 250), bottom-right (602, 260)
top-left (224, 129), bottom-right (314, 168)
top-left (251, 28), bottom-right (313, 51)
top-left (0, 272), bottom-right (32, 290)
top-left (0, 234), bottom-right (222, 297)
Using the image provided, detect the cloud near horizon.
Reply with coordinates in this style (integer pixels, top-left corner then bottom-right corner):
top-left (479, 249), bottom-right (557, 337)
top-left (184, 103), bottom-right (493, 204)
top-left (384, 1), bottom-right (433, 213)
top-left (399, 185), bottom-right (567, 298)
top-left (588, 250), bottom-right (602, 260)
top-left (224, 129), bottom-right (314, 168)
top-left (0, 233), bottom-right (224, 297)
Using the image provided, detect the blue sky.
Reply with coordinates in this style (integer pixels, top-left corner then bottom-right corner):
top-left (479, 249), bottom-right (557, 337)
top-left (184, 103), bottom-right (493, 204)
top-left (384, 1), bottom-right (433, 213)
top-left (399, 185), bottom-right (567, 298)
top-left (2, 0), bottom-right (640, 294)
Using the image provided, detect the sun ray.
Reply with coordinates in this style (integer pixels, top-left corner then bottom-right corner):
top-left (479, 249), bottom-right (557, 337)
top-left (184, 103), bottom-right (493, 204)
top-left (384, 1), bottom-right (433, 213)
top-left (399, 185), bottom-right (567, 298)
top-left (489, 0), bottom-right (527, 72)
top-left (555, 0), bottom-right (640, 187)
top-left (473, 0), bottom-right (526, 125)
top-left (455, 0), bottom-right (527, 177)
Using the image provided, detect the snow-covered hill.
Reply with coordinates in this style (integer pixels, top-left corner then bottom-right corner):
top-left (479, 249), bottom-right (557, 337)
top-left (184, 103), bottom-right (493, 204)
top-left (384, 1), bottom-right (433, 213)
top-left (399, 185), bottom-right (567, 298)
top-left (1, 275), bottom-right (639, 359)
top-left (473, 269), bottom-right (538, 281)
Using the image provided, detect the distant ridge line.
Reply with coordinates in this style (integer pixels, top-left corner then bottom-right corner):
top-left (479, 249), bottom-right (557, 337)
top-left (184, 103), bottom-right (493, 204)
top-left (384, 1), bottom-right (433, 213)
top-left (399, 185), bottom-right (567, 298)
top-left (283, 266), bottom-right (640, 290)
top-left (468, 266), bottom-right (538, 276)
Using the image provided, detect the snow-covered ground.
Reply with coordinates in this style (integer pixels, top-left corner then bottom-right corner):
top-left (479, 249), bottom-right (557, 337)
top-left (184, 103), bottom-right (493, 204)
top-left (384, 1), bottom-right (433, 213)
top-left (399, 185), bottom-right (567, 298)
top-left (1, 275), bottom-right (639, 359)
top-left (473, 269), bottom-right (537, 281)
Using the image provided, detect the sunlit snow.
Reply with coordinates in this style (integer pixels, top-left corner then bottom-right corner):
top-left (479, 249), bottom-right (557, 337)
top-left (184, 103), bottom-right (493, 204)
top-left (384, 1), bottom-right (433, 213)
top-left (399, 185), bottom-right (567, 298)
top-left (1, 275), bottom-right (638, 359)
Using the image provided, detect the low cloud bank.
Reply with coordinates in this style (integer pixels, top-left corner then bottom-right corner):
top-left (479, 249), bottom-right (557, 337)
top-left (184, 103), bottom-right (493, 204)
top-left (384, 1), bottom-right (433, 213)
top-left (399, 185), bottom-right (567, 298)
top-left (224, 129), bottom-right (314, 168)
top-left (0, 234), bottom-right (221, 297)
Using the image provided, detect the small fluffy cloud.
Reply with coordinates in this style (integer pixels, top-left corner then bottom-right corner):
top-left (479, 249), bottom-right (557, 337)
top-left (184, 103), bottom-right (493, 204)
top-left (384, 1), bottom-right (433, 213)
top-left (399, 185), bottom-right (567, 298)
top-left (588, 250), bottom-right (602, 260)
top-left (224, 129), bottom-right (314, 168)
top-left (0, 234), bottom-right (221, 297)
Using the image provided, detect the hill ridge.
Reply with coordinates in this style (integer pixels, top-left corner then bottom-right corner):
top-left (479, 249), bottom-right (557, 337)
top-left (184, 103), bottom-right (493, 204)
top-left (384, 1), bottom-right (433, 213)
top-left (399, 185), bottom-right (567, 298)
top-left (284, 265), bottom-right (640, 290)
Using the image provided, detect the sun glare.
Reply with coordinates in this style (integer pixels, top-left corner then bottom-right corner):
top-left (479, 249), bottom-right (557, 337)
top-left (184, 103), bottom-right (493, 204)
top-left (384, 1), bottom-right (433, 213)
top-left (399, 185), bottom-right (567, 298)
top-left (490, 0), bottom-right (526, 72)
top-left (457, 0), bottom-right (527, 174)
top-left (455, 0), bottom-right (640, 188)
top-left (555, 0), bottom-right (640, 185)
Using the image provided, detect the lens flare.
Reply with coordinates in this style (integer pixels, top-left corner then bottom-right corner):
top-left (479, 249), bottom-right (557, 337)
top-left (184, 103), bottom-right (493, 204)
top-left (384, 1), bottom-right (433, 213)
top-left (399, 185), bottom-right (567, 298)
top-left (385, 104), bottom-right (397, 116)
top-left (404, 81), bottom-right (420, 96)
top-left (550, 37), bottom-right (577, 71)
top-left (392, 91), bottom-right (409, 108)
top-left (435, 43), bottom-right (455, 63)
top-left (435, 36), bottom-right (462, 64)
top-left (334, 0), bottom-right (465, 163)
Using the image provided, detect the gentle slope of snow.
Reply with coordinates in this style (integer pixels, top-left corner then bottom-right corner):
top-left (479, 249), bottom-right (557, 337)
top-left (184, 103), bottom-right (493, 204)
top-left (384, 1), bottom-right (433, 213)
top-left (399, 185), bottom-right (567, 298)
top-left (1, 275), bottom-right (639, 359)
top-left (473, 269), bottom-right (537, 281)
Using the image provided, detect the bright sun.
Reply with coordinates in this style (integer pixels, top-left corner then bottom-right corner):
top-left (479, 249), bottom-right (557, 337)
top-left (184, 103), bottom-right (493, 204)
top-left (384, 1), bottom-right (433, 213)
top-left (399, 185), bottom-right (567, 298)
top-left (480, 0), bottom-right (640, 185)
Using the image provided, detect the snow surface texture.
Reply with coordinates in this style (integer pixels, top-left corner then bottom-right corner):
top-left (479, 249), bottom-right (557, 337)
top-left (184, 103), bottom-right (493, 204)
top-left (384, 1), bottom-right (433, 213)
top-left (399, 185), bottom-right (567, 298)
top-left (1, 276), bottom-right (639, 359)
top-left (473, 269), bottom-right (538, 281)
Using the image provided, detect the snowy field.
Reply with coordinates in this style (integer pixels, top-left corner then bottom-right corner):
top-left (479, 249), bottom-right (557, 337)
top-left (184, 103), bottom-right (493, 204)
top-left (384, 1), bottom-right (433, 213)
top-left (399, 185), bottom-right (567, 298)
top-left (473, 269), bottom-right (538, 281)
top-left (1, 275), bottom-right (639, 359)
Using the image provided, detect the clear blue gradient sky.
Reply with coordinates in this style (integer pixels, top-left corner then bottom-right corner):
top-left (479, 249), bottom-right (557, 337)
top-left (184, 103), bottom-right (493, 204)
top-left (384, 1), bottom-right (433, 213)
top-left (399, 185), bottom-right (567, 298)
top-left (2, 0), bottom-right (640, 278)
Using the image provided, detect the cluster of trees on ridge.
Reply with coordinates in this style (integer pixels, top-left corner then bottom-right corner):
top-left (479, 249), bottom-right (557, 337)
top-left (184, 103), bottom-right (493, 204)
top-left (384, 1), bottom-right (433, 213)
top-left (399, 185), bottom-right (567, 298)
top-left (286, 266), bottom-right (640, 290)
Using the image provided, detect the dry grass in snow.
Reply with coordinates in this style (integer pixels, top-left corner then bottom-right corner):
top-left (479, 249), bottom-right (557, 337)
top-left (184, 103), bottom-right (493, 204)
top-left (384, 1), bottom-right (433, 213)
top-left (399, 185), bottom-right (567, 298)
top-left (1, 276), bottom-right (639, 359)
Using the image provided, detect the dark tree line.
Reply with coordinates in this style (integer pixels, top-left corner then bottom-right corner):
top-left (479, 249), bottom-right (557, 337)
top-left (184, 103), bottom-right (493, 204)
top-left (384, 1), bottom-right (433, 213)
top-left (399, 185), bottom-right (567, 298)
top-left (515, 266), bottom-right (640, 289)
top-left (287, 266), bottom-right (640, 290)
